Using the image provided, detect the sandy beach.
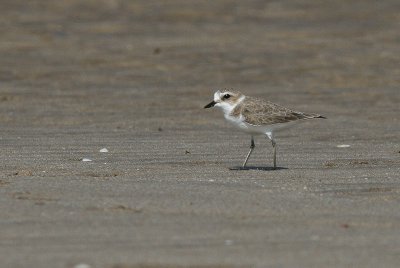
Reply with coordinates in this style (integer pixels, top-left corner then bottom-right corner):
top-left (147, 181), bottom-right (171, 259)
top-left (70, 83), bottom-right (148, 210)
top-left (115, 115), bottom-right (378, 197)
top-left (0, 1), bottom-right (399, 267)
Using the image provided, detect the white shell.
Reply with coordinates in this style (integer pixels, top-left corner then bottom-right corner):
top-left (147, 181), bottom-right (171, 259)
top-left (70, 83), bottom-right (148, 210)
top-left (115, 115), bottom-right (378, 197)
top-left (336, 144), bottom-right (350, 148)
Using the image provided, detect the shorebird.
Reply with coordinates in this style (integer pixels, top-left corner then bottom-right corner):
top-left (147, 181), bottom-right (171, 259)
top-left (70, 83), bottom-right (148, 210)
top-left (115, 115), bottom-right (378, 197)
top-left (204, 90), bottom-right (325, 169)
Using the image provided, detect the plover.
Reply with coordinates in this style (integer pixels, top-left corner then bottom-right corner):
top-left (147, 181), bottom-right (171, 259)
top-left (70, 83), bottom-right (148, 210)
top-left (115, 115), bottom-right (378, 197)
top-left (204, 90), bottom-right (325, 169)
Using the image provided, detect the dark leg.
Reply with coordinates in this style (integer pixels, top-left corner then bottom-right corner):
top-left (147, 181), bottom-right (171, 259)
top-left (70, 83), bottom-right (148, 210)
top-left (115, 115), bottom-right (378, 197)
top-left (266, 132), bottom-right (277, 169)
top-left (272, 139), bottom-right (276, 169)
top-left (242, 136), bottom-right (255, 168)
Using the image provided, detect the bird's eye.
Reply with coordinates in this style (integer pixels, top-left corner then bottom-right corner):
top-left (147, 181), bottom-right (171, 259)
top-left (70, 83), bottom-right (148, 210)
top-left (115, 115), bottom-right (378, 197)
top-left (224, 94), bottom-right (231, 99)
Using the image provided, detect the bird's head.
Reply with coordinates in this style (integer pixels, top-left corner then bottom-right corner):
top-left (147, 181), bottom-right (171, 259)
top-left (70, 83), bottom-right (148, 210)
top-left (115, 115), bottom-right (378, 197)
top-left (204, 90), bottom-right (244, 112)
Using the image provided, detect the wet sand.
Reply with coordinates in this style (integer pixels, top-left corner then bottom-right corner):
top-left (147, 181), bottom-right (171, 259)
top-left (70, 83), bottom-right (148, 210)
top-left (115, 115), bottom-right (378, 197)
top-left (0, 1), bottom-right (400, 267)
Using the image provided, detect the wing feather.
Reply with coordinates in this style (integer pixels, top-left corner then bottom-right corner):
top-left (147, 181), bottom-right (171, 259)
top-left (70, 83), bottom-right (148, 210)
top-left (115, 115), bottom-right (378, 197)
top-left (241, 97), bottom-right (318, 126)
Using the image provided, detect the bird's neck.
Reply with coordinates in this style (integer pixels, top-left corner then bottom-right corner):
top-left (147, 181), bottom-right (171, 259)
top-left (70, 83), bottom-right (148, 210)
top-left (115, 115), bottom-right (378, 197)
top-left (221, 95), bottom-right (245, 116)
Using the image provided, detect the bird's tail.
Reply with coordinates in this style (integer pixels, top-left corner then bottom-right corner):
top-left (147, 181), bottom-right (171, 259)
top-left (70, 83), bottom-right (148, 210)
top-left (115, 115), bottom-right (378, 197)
top-left (306, 113), bottom-right (326, 119)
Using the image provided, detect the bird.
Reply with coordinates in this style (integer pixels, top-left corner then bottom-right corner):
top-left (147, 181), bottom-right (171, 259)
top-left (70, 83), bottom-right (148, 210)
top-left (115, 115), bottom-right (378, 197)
top-left (204, 90), bottom-right (326, 169)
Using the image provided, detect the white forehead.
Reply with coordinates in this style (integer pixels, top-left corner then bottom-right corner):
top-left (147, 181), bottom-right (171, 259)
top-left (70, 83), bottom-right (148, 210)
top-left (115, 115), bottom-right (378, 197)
top-left (213, 90), bottom-right (222, 101)
top-left (213, 90), bottom-right (235, 101)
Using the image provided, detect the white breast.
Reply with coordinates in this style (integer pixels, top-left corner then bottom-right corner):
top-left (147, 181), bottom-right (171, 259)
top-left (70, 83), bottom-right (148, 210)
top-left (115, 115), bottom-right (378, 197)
top-left (224, 113), bottom-right (267, 135)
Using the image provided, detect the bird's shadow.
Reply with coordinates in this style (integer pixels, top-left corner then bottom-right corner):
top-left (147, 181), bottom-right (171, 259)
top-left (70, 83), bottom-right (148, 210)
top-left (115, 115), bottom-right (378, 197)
top-left (228, 166), bottom-right (287, 171)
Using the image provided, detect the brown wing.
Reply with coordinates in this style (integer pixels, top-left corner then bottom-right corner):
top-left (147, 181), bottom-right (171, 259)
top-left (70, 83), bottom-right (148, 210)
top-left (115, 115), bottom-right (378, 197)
top-left (241, 97), bottom-right (321, 126)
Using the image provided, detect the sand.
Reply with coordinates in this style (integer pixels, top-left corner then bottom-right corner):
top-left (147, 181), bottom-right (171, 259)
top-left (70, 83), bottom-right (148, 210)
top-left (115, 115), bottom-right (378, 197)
top-left (0, 1), bottom-right (399, 267)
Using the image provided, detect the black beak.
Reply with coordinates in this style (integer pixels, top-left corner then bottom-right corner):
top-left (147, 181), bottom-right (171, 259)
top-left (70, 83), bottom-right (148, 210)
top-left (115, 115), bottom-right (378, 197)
top-left (204, 100), bottom-right (216, 109)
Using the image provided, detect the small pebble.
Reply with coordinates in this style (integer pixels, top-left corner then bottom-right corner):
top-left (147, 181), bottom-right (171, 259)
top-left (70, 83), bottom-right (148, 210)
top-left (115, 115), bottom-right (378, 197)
top-left (82, 158), bottom-right (92, 162)
top-left (224, 240), bottom-right (233, 246)
top-left (337, 144), bottom-right (350, 148)
top-left (74, 264), bottom-right (91, 268)
top-left (99, 148), bottom-right (108, 153)
top-left (153, 47), bottom-right (161, 54)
